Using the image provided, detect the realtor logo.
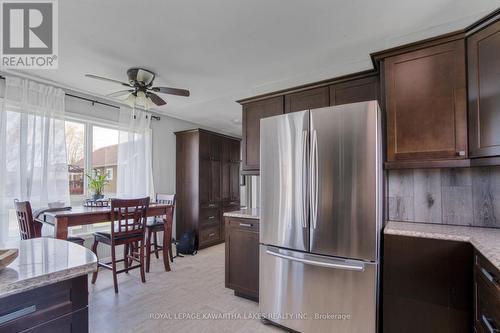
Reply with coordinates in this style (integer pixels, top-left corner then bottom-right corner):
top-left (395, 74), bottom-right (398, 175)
top-left (0, 0), bottom-right (58, 68)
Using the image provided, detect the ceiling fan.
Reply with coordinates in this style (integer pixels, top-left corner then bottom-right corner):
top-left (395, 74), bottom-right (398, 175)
top-left (85, 68), bottom-right (190, 110)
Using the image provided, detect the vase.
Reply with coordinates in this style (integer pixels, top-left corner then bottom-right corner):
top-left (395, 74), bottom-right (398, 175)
top-left (93, 194), bottom-right (104, 200)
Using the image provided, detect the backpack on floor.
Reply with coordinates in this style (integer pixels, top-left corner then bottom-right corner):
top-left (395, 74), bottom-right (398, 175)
top-left (176, 230), bottom-right (198, 255)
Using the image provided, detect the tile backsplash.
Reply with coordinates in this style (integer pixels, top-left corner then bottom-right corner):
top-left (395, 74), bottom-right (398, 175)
top-left (387, 167), bottom-right (500, 228)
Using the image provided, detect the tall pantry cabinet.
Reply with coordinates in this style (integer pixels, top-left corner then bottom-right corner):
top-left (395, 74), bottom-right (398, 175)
top-left (175, 129), bottom-right (241, 249)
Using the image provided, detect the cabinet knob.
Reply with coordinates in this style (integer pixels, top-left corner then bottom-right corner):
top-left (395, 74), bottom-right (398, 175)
top-left (456, 151), bottom-right (466, 157)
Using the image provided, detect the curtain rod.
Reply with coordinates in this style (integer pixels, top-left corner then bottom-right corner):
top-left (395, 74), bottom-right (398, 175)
top-left (0, 75), bottom-right (161, 121)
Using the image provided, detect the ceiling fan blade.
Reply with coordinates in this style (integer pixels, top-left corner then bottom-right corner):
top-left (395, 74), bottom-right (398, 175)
top-left (85, 74), bottom-right (130, 87)
top-left (106, 89), bottom-right (134, 98)
top-left (151, 86), bottom-right (190, 97)
top-left (148, 92), bottom-right (167, 106)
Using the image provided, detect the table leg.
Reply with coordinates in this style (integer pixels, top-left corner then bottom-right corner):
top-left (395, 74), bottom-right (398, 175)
top-left (163, 218), bottom-right (172, 272)
top-left (54, 216), bottom-right (69, 240)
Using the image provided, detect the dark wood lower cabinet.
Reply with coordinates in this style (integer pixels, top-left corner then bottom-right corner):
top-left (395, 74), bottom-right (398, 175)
top-left (0, 275), bottom-right (88, 333)
top-left (225, 217), bottom-right (259, 301)
top-left (474, 251), bottom-right (500, 333)
top-left (383, 234), bottom-right (473, 333)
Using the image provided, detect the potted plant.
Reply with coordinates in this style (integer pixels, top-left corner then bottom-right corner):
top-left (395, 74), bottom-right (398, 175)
top-left (86, 169), bottom-right (109, 200)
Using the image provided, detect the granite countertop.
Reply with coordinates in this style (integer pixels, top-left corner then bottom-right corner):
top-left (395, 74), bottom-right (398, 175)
top-left (0, 238), bottom-right (97, 299)
top-left (223, 207), bottom-right (259, 220)
top-left (385, 221), bottom-right (500, 270)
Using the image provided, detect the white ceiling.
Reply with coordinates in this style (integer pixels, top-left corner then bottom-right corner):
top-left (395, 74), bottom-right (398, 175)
top-left (14, 0), bottom-right (500, 136)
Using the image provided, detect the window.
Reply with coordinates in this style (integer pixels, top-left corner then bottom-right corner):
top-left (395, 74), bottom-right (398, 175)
top-left (92, 126), bottom-right (119, 198)
top-left (65, 121), bottom-right (85, 204)
top-left (63, 119), bottom-right (121, 235)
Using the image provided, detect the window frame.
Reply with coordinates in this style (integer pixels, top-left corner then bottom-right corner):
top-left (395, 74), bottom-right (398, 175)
top-left (64, 112), bottom-right (121, 236)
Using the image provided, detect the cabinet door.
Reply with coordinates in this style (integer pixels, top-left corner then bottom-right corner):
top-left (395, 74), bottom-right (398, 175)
top-left (329, 75), bottom-right (378, 105)
top-left (384, 40), bottom-right (467, 162)
top-left (383, 234), bottom-right (472, 333)
top-left (209, 134), bottom-right (223, 161)
top-left (225, 218), bottom-right (259, 300)
top-left (221, 161), bottom-right (230, 202)
top-left (242, 96), bottom-right (283, 171)
top-left (209, 160), bottom-right (221, 203)
top-left (199, 159), bottom-right (210, 205)
top-left (468, 20), bottom-right (500, 158)
top-left (284, 87), bottom-right (329, 113)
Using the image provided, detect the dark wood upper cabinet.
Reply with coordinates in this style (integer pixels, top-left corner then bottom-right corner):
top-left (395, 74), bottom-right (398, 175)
top-left (329, 75), bottom-right (378, 105)
top-left (468, 19), bottom-right (500, 158)
top-left (284, 86), bottom-right (329, 113)
top-left (384, 39), bottom-right (467, 163)
top-left (242, 96), bottom-right (283, 172)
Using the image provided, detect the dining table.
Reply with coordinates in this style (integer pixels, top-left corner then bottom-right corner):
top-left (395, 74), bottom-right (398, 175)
top-left (40, 203), bottom-right (174, 271)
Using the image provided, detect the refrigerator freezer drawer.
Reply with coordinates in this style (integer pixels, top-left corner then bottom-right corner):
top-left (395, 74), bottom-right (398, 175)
top-left (259, 245), bottom-right (378, 333)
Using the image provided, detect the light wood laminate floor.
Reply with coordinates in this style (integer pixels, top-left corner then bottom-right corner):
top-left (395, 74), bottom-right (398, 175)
top-left (89, 243), bottom-right (282, 333)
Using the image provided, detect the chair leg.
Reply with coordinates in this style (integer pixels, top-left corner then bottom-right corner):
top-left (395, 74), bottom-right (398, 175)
top-left (153, 232), bottom-right (159, 259)
top-left (162, 230), bottom-right (171, 272)
top-left (146, 228), bottom-right (152, 273)
top-left (91, 239), bottom-right (99, 284)
top-left (124, 244), bottom-right (129, 273)
top-left (139, 239), bottom-right (146, 283)
top-left (111, 245), bottom-right (119, 293)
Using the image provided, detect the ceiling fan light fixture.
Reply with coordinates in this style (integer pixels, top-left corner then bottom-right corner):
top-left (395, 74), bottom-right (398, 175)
top-left (145, 97), bottom-right (156, 110)
top-left (125, 93), bottom-right (136, 107)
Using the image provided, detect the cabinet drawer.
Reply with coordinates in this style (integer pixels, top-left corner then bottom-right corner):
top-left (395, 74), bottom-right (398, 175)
top-left (199, 225), bottom-right (220, 245)
top-left (0, 276), bottom-right (87, 333)
top-left (476, 275), bottom-right (500, 333)
top-left (475, 252), bottom-right (500, 298)
top-left (199, 208), bottom-right (220, 226)
top-left (226, 218), bottom-right (259, 232)
top-left (200, 202), bottom-right (220, 209)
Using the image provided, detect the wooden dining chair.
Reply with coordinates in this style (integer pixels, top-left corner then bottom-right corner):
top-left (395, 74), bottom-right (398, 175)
top-left (14, 200), bottom-right (85, 245)
top-left (145, 194), bottom-right (175, 273)
top-left (91, 197), bottom-right (150, 293)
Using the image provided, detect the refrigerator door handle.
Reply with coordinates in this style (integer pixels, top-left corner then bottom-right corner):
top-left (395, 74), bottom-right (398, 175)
top-left (302, 130), bottom-right (309, 228)
top-left (266, 246), bottom-right (365, 272)
top-left (310, 130), bottom-right (319, 229)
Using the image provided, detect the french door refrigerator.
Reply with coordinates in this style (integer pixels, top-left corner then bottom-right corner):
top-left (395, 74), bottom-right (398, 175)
top-left (259, 101), bottom-right (382, 333)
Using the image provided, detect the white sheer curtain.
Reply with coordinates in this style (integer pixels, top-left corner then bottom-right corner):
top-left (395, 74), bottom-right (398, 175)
top-left (0, 77), bottom-right (69, 241)
top-left (116, 107), bottom-right (155, 199)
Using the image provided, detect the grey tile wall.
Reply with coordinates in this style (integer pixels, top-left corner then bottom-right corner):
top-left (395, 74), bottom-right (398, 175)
top-left (387, 166), bottom-right (500, 228)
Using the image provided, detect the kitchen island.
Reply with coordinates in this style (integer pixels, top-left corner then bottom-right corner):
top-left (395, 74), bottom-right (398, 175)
top-left (0, 238), bottom-right (97, 333)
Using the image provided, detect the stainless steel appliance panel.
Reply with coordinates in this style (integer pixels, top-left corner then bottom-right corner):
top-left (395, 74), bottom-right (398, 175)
top-left (259, 245), bottom-right (378, 333)
top-left (309, 101), bottom-right (381, 261)
top-left (260, 110), bottom-right (309, 251)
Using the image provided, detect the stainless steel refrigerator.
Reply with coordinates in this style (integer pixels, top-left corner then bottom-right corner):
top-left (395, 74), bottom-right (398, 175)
top-left (259, 100), bottom-right (382, 333)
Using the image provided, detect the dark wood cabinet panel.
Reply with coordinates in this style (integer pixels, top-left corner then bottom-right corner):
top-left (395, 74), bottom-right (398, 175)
top-left (222, 140), bottom-right (241, 202)
top-left (329, 75), bottom-right (378, 105)
top-left (468, 19), bottom-right (500, 158)
top-left (284, 87), bottom-right (329, 113)
top-left (384, 40), bottom-right (467, 162)
top-left (225, 217), bottom-right (259, 301)
top-left (383, 234), bottom-right (473, 333)
top-left (0, 275), bottom-right (88, 333)
top-left (474, 250), bottom-right (500, 332)
top-left (176, 129), bottom-right (240, 249)
top-left (209, 160), bottom-right (222, 203)
top-left (242, 96), bottom-right (283, 172)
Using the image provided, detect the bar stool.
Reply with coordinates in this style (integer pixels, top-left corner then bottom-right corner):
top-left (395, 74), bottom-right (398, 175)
top-left (145, 194), bottom-right (175, 272)
top-left (91, 197), bottom-right (150, 293)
